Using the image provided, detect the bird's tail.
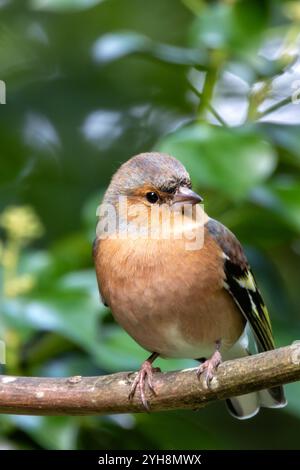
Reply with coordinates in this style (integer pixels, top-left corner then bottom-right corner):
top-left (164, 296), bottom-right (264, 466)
top-left (225, 335), bottom-right (287, 420)
top-left (226, 386), bottom-right (286, 420)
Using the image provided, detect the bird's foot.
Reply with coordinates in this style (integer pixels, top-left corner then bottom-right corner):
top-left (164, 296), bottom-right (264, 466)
top-left (128, 354), bottom-right (160, 411)
top-left (196, 347), bottom-right (222, 388)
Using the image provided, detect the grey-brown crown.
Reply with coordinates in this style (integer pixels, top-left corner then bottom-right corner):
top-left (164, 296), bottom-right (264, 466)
top-left (104, 152), bottom-right (191, 203)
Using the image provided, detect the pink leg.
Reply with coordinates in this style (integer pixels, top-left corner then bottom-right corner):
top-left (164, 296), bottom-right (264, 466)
top-left (196, 340), bottom-right (222, 387)
top-left (128, 352), bottom-right (160, 410)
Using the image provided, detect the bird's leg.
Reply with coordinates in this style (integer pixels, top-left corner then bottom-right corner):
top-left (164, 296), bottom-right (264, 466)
top-left (196, 340), bottom-right (222, 387)
top-left (128, 352), bottom-right (160, 410)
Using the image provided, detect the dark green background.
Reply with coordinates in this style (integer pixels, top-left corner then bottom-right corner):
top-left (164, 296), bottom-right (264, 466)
top-left (1, 0), bottom-right (300, 450)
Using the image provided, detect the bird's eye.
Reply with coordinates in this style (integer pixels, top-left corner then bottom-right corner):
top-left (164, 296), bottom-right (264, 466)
top-left (146, 192), bottom-right (159, 204)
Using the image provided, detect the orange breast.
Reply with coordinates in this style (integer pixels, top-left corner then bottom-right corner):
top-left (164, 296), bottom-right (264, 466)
top-left (95, 228), bottom-right (245, 359)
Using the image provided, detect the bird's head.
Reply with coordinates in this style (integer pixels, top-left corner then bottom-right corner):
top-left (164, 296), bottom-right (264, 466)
top-left (98, 152), bottom-right (205, 244)
top-left (104, 152), bottom-right (203, 209)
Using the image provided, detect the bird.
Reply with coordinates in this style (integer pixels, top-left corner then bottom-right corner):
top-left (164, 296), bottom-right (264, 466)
top-left (93, 152), bottom-right (287, 419)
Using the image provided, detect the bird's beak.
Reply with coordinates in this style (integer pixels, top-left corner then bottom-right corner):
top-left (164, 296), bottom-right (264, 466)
top-left (172, 186), bottom-right (203, 205)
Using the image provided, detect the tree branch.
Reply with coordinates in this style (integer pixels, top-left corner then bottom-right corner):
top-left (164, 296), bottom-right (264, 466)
top-left (0, 343), bottom-right (299, 416)
top-left (188, 82), bottom-right (228, 127)
top-left (257, 95), bottom-right (293, 119)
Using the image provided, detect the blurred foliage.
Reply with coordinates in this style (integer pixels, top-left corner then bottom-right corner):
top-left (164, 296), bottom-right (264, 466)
top-left (1, 0), bottom-right (300, 450)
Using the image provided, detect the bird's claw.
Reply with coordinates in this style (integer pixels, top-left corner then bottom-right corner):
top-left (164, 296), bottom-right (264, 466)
top-left (196, 350), bottom-right (222, 388)
top-left (128, 362), bottom-right (160, 411)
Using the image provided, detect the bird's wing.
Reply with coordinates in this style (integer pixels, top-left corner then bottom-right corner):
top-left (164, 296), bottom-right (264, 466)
top-left (206, 218), bottom-right (274, 352)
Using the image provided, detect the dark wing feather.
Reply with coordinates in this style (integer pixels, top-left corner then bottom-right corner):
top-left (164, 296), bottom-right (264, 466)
top-left (206, 219), bottom-right (287, 404)
top-left (206, 219), bottom-right (274, 352)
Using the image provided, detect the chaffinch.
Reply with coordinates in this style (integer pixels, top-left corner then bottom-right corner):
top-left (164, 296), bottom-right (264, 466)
top-left (93, 152), bottom-right (286, 419)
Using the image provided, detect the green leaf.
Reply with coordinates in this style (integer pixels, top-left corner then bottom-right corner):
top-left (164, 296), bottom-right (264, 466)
top-left (159, 124), bottom-right (277, 199)
top-left (93, 326), bottom-right (146, 371)
top-left (92, 32), bottom-right (207, 66)
top-left (269, 179), bottom-right (300, 231)
top-left (2, 288), bottom-right (104, 354)
top-left (0, 25), bottom-right (36, 78)
top-left (251, 179), bottom-right (300, 232)
top-left (58, 269), bottom-right (100, 300)
top-left (33, 351), bottom-right (99, 377)
top-left (259, 124), bottom-right (300, 165)
top-left (190, 0), bottom-right (268, 52)
top-left (92, 32), bottom-right (151, 63)
top-left (221, 200), bottom-right (297, 248)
